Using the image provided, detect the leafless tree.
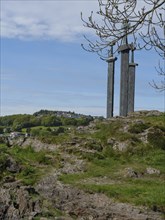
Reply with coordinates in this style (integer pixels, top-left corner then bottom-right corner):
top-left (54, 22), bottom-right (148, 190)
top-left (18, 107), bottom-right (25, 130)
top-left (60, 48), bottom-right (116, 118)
top-left (81, 0), bottom-right (165, 90)
top-left (150, 61), bottom-right (165, 91)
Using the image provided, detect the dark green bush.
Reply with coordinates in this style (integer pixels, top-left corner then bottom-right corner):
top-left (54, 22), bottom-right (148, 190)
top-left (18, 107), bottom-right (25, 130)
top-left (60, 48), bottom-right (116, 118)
top-left (81, 152), bottom-right (105, 161)
top-left (128, 123), bottom-right (150, 134)
top-left (21, 166), bottom-right (35, 176)
top-left (147, 129), bottom-right (165, 150)
top-left (85, 142), bottom-right (103, 152)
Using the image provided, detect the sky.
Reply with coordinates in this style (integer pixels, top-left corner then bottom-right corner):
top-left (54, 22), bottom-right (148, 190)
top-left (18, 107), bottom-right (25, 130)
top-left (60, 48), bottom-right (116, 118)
top-left (1, 0), bottom-right (164, 117)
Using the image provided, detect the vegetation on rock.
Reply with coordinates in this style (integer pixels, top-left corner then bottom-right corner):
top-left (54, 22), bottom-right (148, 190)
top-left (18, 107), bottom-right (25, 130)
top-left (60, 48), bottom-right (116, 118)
top-left (0, 110), bottom-right (164, 219)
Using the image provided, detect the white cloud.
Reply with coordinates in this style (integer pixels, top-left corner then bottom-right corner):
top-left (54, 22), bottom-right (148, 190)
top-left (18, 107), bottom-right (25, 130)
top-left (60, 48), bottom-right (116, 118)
top-left (1, 0), bottom-right (99, 41)
top-left (1, 0), bottom-right (163, 42)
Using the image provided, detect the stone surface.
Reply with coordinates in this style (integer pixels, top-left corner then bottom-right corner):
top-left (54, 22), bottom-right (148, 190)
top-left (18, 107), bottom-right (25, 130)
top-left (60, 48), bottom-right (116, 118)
top-left (36, 151), bottom-right (163, 220)
top-left (128, 110), bottom-right (162, 117)
top-left (6, 157), bottom-right (21, 173)
top-left (22, 138), bottom-right (60, 151)
top-left (124, 168), bottom-right (141, 178)
top-left (37, 174), bottom-right (162, 220)
top-left (0, 111), bottom-right (164, 219)
top-left (0, 184), bottom-right (41, 220)
top-left (106, 56), bottom-right (117, 118)
top-left (128, 61), bottom-right (137, 114)
top-left (113, 141), bottom-right (129, 151)
top-left (146, 167), bottom-right (160, 175)
top-left (119, 45), bottom-right (131, 117)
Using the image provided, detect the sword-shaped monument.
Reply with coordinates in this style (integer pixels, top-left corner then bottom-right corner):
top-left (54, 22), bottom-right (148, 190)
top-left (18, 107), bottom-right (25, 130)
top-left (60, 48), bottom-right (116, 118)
top-left (106, 21), bottom-right (138, 118)
top-left (106, 44), bottom-right (117, 118)
top-left (128, 47), bottom-right (138, 113)
top-left (118, 21), bottom-right (132, 117)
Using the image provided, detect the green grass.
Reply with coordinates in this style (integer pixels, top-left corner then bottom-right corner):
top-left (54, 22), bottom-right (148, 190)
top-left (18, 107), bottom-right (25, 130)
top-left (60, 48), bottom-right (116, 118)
top-left (0, 144), bottom-right (60, 185)
top-left (92, 121), bottom-right (122, 144)
top-left (128, 123), bottom-right (150, 134)
top-left (147, 128), bottom-right (165, 150)
top-left (1, 114), bottom-right (165, 212)
top-left (22, 125), bottom-right (74, 145)
top-left (11, 146), bottom-right (61, 185)
top-left (92, 120), bottom-right (143, 145)
top-left (143, 114), bottom-right (165, 128)
top-left (79, 180), bottom-right (165, 210)
top-left (59, 147), bottom-right (165, 211)
top-left (17, 166), bottom-right (41, 185)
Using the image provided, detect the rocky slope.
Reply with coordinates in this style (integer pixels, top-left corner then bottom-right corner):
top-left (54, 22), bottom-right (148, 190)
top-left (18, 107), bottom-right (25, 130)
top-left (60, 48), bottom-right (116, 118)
top-left (0, 110), bottom-right (164, 219)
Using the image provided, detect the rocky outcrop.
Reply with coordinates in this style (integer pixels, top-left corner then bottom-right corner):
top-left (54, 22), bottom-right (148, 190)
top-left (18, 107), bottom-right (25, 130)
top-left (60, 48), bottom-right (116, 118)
top-left (6, 157), bottom-right (21, 173)
top-left (36, 165), bottom-right (163, 220)
top-left (0, 110), bottom-right (164, 219)
top-left (0, 181), bottom-right (41, 220)
top-left (146, 167), bottom-right (160, 175)
top-left (7, 136), bottom-right (25, 147)
top-left (22, 138), bottom-right (60, 152)
top-left (124, 167), bottom-right (141, 178)
top-left (35, 151), bottom-right (163, 220)
top-left (128, 110), bottom-right (162, 117)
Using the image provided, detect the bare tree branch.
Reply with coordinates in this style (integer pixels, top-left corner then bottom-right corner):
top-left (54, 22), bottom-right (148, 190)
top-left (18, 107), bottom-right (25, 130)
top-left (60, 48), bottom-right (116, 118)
top-left (81, 0), bottom-right (165, 91)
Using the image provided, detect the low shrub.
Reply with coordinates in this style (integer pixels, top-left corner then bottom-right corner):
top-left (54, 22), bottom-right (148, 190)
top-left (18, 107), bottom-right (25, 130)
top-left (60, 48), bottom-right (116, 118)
top-left (128, 123), bottom-right (150, 134)
top-left (147, 128), bottom-right (165, 150)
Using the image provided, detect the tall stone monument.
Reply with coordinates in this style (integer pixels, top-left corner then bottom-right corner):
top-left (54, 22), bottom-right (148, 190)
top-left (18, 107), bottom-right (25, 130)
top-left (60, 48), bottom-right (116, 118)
top-left (128, 48), bottom-right (138, 113)
top-left (106, 44), bottom-right (117, 118)
top-left (106, 21), bottom-right (138, 118)
top-left (118, 22), bottom-right (132, 116)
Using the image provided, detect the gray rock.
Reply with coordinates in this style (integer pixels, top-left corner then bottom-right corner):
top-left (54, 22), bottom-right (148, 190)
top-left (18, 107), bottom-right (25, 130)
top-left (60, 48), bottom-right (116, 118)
top-left (146, 110), bottom-right (162, 116)
top-left (6, 157), bottom-right (20, 173)
top-left (146, 167), bottom-right (160, 175)
top-left (0, 183), bottom-right (41, 220)
top-left (0, 203), bottom-right (8, 220)
top-left (8, 136), bottom-right (25, 147)
top-left (36, 160), bottom-right (163, 220)
top-left (124, 168), bottom-right (140, 178)
top-left (3, 176), bottom-right (15, 183)
top-left (128, 110), bottom-right (162, 117)
top-left (133, 119), bottom-right (145, 125)
top-left (6, 205), bottom-right (20, 220)
top-left (107, 138), bottom-right (115, 145)
top-left (113, 141), bottom-right (129, 151)
top-left (22, 138), bottom-right (60, 151)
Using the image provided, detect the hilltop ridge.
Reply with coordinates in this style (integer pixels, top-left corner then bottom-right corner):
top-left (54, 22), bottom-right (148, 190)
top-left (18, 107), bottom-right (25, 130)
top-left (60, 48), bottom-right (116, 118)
top-left (0, 110), bottom-right (164, 219)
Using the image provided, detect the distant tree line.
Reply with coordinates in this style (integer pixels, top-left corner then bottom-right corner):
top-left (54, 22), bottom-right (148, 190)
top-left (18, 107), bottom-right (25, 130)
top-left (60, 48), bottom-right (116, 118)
top-left (0, 112), bottom-right (93, 133)
top-left (33, 109), bottom-right (84, 117)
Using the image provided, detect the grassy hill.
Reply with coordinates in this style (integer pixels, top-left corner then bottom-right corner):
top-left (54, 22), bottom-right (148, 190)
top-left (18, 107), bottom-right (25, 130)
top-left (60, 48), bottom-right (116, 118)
top-left (0, 110), bottom-right (164, 219)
